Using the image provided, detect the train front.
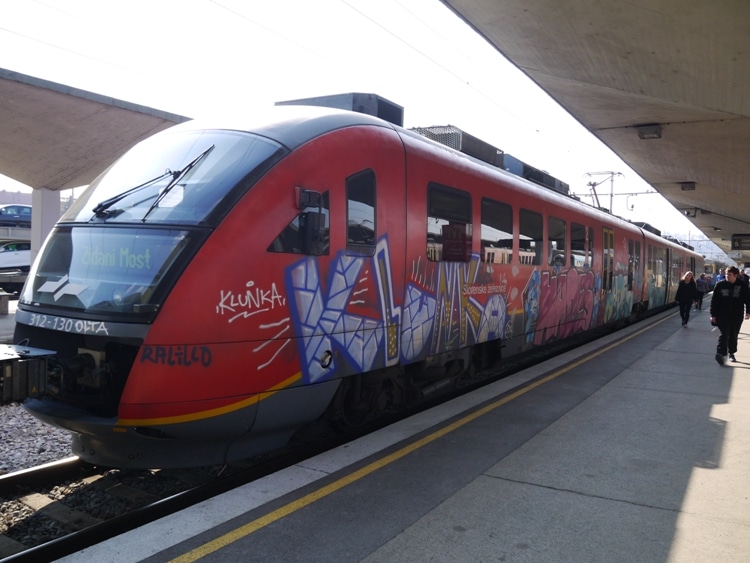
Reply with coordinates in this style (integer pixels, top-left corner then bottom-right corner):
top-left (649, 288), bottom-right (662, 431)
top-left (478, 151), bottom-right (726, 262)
top-left (14, 123), bottom-right (288, 468)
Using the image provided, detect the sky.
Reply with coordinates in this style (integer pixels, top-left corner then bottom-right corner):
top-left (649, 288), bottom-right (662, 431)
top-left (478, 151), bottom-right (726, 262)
top-left (0, 0), bottom-right (727, 259)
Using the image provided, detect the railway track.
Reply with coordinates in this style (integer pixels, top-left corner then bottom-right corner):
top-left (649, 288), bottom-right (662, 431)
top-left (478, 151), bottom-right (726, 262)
top-left (0, 437), bottom-right (339, 562)
top-left (0, 373), bottom-right (485, 562)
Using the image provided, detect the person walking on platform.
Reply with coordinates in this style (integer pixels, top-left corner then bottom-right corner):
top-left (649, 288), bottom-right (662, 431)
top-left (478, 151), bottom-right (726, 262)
top-left (710, 266), bottom-right (750, 365)
top-left (675, 271), bottom-right (697, 327)
top-left (695, 273), bottom-right (709, 309)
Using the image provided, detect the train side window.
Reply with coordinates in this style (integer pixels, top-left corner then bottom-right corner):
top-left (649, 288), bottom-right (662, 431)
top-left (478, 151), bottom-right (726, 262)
top-left (571, 222), bottom-right (591, 268)
top-left (427, 183), bottom-right (472, 262)
top-left (548, 216), bottom-right (566, 266)
top-left (481, 198), bottom-right (513, 264)
top-left (519, 208), bottom-right (542, 265)
top-left (346, 169), bottom-right (376, 256)
top-left (267, 191), bottom-right (330, 255)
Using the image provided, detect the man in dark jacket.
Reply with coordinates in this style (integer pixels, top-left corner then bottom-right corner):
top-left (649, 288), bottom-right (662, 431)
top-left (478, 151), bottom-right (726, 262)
top-left (710, 266), bottom-right (750, 365)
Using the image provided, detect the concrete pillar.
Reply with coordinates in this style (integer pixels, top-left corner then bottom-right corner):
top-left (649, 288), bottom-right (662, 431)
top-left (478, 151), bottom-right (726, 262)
top-left (31, 188), bottom-right (61, 264)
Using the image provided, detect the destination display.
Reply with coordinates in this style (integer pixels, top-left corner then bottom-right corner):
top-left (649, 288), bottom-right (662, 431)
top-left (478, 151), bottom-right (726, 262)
top-left (731, 234), bottom-right (750, 250)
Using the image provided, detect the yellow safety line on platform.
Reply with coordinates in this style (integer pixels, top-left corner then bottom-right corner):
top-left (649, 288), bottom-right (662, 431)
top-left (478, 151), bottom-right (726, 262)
top-left (169, 314), bottom-right (674, 563)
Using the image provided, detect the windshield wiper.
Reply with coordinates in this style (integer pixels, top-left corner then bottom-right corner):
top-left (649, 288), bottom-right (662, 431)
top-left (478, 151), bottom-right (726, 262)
top-left (92, 170), bottom-right (175, 217)
top-left (141, 144), bottom-right (215, 222)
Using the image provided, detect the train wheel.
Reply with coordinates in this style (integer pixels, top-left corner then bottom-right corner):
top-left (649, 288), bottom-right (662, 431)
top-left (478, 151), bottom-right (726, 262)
top-left (329, 368), bottom-right (406, 431)
top-left (335, 378), bottom-right (369, 430)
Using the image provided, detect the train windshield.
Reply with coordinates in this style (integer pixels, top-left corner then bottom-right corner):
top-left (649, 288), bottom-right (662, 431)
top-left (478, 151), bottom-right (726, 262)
top-left (63, 128), bottom-right (283, 225)
top-left (21, 226), bottom-right (197, 315)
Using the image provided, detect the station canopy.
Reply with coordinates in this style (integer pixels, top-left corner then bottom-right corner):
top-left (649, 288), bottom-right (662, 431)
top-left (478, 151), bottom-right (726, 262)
top-left (444, 0), bottom-right (750, 262)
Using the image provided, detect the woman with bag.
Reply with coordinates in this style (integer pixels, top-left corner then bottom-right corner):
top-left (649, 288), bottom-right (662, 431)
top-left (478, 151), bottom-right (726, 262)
top-left (675, 271), bottom-right (697, 327)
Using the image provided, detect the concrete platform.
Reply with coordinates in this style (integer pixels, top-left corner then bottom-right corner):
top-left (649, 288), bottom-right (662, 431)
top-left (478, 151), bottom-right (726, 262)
top-left (51, 305), bottom-right (750, 561)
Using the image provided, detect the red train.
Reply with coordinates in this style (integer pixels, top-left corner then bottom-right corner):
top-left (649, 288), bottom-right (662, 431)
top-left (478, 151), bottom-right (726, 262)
top-left (9, 100), bottom-right (702, 468)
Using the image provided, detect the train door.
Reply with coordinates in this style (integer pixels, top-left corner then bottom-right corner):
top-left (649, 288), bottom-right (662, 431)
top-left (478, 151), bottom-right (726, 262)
top-left (602, 226), bottom-right (632, 322)
top-left (655, 246), bottom-right (668, 307)
top-left (666, 248), bottom-right (679, 303)
top-left (263, 126), bottom-right (408, 384)
top-left (335, 151), bottom-right (408, 375)
top-left (537, 215), bottom-right (568, 340)
top-left (628, 237), bottom-right (643, 311)
top-left (672, 249), bottom-right (684, 302)
top-left (602, 227), bottom-right (614, 294)
top-left (601, 226), bottom-right (614, 326)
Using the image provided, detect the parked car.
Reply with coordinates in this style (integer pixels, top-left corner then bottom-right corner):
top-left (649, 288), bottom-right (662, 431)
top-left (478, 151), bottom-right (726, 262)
top-left (0, 241), bottom-right (31, 271)
top-left (0, 204), bottom-right (32, 227)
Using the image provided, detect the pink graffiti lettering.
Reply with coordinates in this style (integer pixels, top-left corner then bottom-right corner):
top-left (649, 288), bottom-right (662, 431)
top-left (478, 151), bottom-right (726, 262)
top-left (534, 268), bottom-right (595, 345)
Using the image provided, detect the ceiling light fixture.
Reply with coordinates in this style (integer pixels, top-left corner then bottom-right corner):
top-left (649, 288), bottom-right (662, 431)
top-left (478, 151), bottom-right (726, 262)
top-left (636, 124), bottom-right (663, 140)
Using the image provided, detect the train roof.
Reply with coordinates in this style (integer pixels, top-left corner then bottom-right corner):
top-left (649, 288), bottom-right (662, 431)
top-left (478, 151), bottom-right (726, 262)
top-left (155, 105), bottom-right (700, 256)
top-left (397, 127), bottom-right (700, 253)
top-left (159, 105), bottom-right (398, 152)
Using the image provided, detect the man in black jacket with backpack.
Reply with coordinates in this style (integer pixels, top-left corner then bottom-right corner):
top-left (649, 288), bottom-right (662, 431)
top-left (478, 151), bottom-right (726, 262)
top-left (710, 266), bottom-right (750, 365)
